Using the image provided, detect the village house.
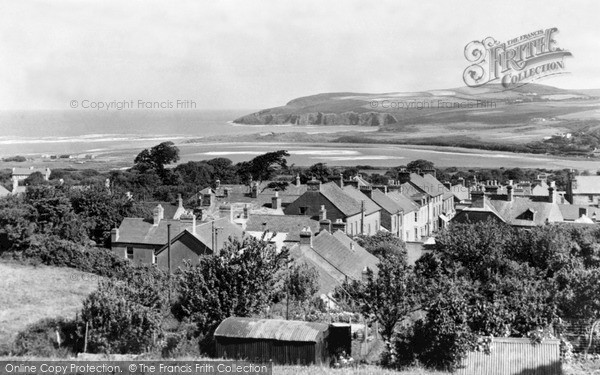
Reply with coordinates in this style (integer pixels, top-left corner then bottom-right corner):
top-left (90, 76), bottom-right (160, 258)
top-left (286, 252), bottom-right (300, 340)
top-left (386, 189), bottom-right (424, 242)
top-left (110, 203), bottom-right (243, 268)
top-left (11, 166), bottom-right (51, 182)
top-left (360, 187), bottom-right (404, 238)
top-left (289, 227), bottom-right (379, 304)
top-left (244, 214), bottom-right (320, 251)
top-left (452, 186), bottom-right (564, 228)
top-left (558, 204), bottom-right (600, 224)
top-left (567, 175), bottom-right (600, 206)
top-left (155, 216), bottom-right (244, 271)
top-left (284, 179), bottom-right (381, 236)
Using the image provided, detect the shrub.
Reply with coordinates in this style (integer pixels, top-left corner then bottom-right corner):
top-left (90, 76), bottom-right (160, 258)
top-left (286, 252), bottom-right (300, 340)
top-left (10, 317), bottom-right (82, 357)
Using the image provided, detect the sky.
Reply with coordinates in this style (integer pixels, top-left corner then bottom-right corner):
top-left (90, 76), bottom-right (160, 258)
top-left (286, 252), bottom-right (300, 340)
top-left (1, 0), bottom-right (599, 110)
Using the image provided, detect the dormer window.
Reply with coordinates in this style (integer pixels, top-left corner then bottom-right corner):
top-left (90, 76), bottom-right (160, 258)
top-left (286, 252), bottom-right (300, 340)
top-left (517, 209), bottom-right (536, 221)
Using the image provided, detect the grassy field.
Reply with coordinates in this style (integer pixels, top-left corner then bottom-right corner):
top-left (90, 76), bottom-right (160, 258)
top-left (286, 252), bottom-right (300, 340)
top-left (0, 260), bottom-right (99, 345)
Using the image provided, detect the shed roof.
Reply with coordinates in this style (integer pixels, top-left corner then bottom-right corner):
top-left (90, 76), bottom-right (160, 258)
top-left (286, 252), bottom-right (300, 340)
top-left (214, 317), bottom-right (328, 342)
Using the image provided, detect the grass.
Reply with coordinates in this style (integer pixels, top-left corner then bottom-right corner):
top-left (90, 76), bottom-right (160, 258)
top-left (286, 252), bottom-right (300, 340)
top-left (0, 260), bottom-right (99, 346)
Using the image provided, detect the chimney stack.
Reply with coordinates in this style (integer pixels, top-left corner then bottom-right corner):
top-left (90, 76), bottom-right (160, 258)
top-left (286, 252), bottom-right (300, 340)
top-left (470, 188), bottom-right (485, 208)
top-left (319, 205), bottom-right (327, 221)
top-left (272, 191), bottom-right (282, 210)
top-left (359, 185), bottom-right (373, 198)
top-left (219, 204), bottom-right (234, 223)
top-left (299, 226), bottom-right (313, 246)
top-left (296, 174), bottom-right (301, 187)
top-left (319, 219), bottom-right (332, 233)
top-left (506, 185), bottom-right (513, 202)
top-left (331, 218), bottom-right (347, 233)
top-left (548, 185), bottom-right (556, 203)
top-left (110, 227), bottom-right (119, 243)
top-left (307, 178), bottom-right (322, 192)
top-left (339, 173), bottom-right (344, 188)
top-left (153, 204), bottom-right (164, 225)
top-left (178, 193), bottom-right (183, 208)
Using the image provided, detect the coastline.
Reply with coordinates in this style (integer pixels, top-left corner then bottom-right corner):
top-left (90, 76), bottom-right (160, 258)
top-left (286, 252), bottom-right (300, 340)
top-left (3, 131), bottom-right (600, 172)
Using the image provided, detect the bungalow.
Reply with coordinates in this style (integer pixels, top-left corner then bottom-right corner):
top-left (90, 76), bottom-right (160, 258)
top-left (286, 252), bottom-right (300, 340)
top-left (11, 167), bottom-right (51, 182)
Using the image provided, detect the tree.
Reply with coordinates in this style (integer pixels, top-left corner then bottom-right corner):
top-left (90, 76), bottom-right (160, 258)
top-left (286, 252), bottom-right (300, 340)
top-left (80, 271), bottom-right (167, 354)
top-left (307, 163), bottom-right (332, 182)
top-left (174, 161), bottom-right (214, 187)
top-left (133, 141), bottom-right (180, 180)
top-left (206, 158), bottom-right (236, 183)
top-left (176, 237), bottom-right (289, 348)
top-left (285, 263), bottom-right (320, 303)
top-left (339, 253), bottom-right (420, 343)
top-left (406, 159), bottom-right (434, 172)
top-left (356, 231), bottom-right (407, 260)
top-left (236, 150), bottom-right (289, 182)
top-left (24, 171), bottom-right (46, 186)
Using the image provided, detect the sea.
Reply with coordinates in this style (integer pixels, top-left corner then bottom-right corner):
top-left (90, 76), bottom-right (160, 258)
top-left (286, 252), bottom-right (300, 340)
top-left (1, 109), bottom-right (599, 170)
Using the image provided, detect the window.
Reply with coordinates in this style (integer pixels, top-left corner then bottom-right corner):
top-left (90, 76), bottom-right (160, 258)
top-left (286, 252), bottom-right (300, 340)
top-left (414, 212), bottom-right (418, 222)
top-left (126, 247), bottom-right (134, 260)
top-left (590, 195), bottom-right (595, 203)
top-left (299, 206), bottom-right (308, 215)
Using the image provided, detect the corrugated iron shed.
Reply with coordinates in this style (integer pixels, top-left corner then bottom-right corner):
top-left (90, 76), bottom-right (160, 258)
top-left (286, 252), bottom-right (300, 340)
top-left (215, 317), bottom-right (328, 342)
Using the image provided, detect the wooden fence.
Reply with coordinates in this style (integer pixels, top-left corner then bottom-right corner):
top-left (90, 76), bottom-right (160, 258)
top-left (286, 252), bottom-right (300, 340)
top-left (456, 338), bottom-right (561, 375)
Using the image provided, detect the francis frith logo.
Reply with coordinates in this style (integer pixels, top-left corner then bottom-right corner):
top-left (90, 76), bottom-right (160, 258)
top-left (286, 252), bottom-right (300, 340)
top-left (463, 27), bottom-right (572, 89)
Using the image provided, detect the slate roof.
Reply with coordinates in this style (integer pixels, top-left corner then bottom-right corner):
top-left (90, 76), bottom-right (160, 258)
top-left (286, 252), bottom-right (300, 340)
top-left (155, 217), bottom-right (244, 255)
top-left (571, 176), bottom-right (600, 195)
top-left (0, 185), bottom-right (10, 197)
top-left (386, 190), bottom-right (420, 213)
top-left (245, 214), bottom-right (320, 242)
top-left (449, 184), bottom-right (470, 202)
top-left (12, 167), bottom-right (49, 176)
top-left (341, 186), bottom-right (380, 215)
top-left (422, 174), bottom-right (454, 200)
top-left (410, 173), bottom-right (444, 197)
top-left (299, 230), bottom-right (378, 280)
top-left (140, 201), bottom-right (183, 220)
top-left (318, 182), bottom-right (363, 216)
top-left (488, 197), bottom-right (563, 227)
top-left (370, 189), bottom-right (403, 214)
top-left (116, 218), bottom-right (188, 245)
top-left (558, 204), bottom-right (600, 221)
top-left (116, 217), bottom-right (242, 247)
top-left (214, 317), bottom-right (328, 342)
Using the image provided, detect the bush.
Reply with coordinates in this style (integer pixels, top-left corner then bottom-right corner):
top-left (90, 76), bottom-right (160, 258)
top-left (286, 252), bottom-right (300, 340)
top-left (10, 317), bottom-right (82, 357)
top-left (2, 156), bottom-right (26, 162)
top-left (21, 235), bottom-right (130, 279)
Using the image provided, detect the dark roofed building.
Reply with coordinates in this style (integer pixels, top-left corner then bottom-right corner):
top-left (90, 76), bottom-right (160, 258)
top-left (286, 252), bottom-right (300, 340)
top-left (155, 217), bottom-right (244, 271)
top-left (215, 317), bottom-right (334, 365)
top-left (245, 214), bottom-right (320, 249)
top-left (284, 180), bottom-right (381, 236)
top-left (289, 229), bottom-right (379, 297)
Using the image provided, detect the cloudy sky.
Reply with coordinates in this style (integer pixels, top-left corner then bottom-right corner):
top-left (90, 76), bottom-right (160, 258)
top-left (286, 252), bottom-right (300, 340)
top-left (1, 0), bottom-right (599, 110)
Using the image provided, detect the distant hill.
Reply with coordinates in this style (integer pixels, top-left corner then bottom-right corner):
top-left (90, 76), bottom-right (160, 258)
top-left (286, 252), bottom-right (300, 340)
top-left (234, 84), bottom-right (599, 127)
